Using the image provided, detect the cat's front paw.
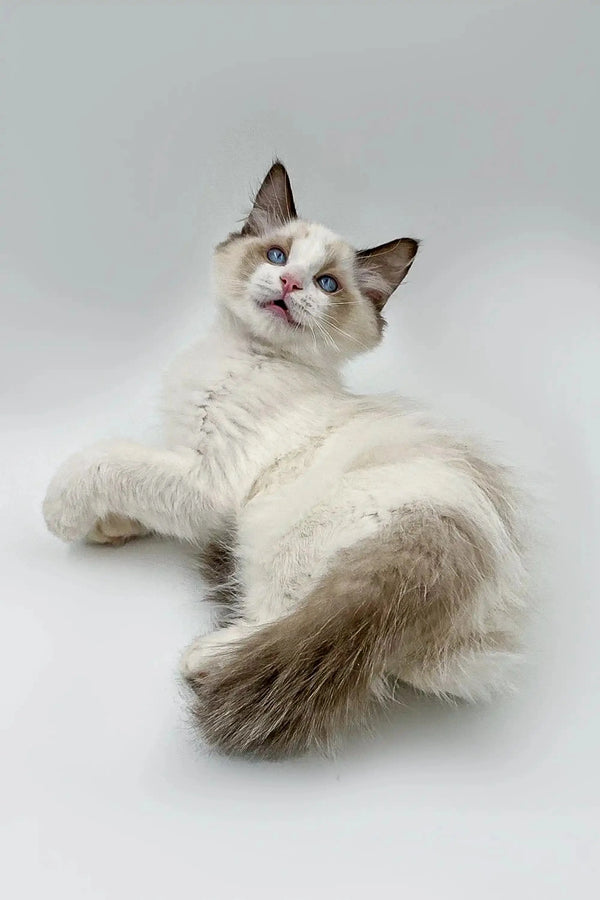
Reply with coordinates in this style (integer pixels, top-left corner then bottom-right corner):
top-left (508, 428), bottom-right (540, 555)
top-left (43, 450), bottom-right (103, 542)
top-left (86, 514), bottom-right (150, 547)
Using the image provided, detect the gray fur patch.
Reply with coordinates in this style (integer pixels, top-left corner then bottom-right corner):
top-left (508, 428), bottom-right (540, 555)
top-left (185, 505), bottom-right (509, 758)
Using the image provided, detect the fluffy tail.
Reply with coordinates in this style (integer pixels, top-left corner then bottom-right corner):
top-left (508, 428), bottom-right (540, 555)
top-left (185, 507), bottom-right (514, 757)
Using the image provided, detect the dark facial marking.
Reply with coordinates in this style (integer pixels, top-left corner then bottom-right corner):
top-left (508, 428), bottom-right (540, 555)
top-left (356, 238), bottom-right (419, 310)
top-left (241, 160), bottom-right (298, 237)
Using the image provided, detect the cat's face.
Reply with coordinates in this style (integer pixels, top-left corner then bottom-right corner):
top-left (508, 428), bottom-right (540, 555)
top-left (214, 162), bottom-right (418, 363)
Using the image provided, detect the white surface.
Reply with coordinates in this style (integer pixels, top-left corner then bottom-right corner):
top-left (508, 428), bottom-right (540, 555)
top-left (2, 1), bottom-right (599, 897)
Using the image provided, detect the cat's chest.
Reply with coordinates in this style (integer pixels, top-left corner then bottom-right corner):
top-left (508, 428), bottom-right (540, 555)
top-left (162, 345), bottom-right (334, 465)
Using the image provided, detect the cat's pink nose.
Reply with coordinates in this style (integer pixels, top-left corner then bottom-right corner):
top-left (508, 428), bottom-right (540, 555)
top-left (280, 273), bottom-right (303, 295)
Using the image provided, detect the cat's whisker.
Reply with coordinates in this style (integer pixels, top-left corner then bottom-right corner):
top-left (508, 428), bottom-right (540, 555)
top-left (328, 299), bottom-right (370, 306)
top-left (306, 319), bottom-right (319, 353)
top-left (311, 316), bottom-right (340, 354)
top-left (319, 313), bottom-right (372, 351)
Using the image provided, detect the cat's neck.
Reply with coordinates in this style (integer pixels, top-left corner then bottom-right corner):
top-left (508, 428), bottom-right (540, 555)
top-left (215, 308), bottom-right (342, 381)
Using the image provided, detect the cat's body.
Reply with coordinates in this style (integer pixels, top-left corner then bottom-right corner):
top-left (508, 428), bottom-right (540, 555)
top-left (43, 163), bottom-right (527, 756)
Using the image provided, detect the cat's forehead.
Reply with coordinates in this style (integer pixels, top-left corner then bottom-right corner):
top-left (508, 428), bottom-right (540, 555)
top-left (279, 220), bottom-right (354, 269)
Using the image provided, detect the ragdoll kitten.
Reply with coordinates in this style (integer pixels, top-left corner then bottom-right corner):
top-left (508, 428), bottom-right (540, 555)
top-left (43, 162), bottom-right (526, 757)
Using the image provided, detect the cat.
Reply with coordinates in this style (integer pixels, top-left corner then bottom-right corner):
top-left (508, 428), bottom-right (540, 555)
top-left (43, 161), bottom-right (527, 757)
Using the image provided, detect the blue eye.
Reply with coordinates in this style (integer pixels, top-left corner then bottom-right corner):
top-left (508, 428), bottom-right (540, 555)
top-left (317, 274), bottom-right (339, 293)
top-left (266, 247), bottom-right (287, 265)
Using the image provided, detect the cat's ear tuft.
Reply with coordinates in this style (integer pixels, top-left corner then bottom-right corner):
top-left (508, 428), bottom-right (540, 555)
top-left (355, 238), bottom-right (419, 310)
top-left (241, 160), bottom-right (298, 236)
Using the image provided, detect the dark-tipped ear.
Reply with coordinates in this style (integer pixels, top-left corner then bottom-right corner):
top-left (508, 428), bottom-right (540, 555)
top-left (355, 238), bottom-right (419, 310)
top-left (241, 160), bottom-right (297, 236)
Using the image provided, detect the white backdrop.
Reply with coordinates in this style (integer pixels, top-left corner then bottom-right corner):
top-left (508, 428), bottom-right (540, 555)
top-left (2, 1), bottom-right (599, 897)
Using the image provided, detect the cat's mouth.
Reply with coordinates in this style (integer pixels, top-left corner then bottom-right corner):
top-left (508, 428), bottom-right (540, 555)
top-left (259, 297), bottom-right (297, 326)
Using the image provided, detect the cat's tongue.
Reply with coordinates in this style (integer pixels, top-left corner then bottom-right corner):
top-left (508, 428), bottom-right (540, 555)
top-left (264, 301), bottom-right (291, 323)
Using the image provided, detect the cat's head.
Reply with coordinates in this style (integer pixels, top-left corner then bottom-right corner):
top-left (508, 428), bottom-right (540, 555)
top-left (214, 161), bottom-right (418, 362)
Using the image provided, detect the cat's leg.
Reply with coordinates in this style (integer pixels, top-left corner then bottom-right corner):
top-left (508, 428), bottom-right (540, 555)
top-left (43, 440), bottom-right (220, 544)
top-left (180, 474), bottom-right (393, 682)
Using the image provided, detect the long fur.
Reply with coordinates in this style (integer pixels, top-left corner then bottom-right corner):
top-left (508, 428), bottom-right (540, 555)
top-left (43, 161), bottom-right (529, 758)
top-left (188, 505), bottom-right (519, 757)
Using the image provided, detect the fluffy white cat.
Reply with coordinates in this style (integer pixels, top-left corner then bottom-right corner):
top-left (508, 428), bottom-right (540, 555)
top-left (43, 162), bottom-right (527, 757)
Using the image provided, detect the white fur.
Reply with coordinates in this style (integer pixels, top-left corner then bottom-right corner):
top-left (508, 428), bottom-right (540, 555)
top-left (43, 219), bottom-right (526, 704)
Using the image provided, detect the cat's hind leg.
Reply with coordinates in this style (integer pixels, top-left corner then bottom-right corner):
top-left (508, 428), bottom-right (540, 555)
top-left (182, 496), bottom-right (522, 757)
top-left (180, 621), bottom-right (254, 679)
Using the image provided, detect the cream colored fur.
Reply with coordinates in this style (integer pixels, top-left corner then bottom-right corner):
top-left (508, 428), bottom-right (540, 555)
top-left (43, 162), bottom-right (527, 756)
